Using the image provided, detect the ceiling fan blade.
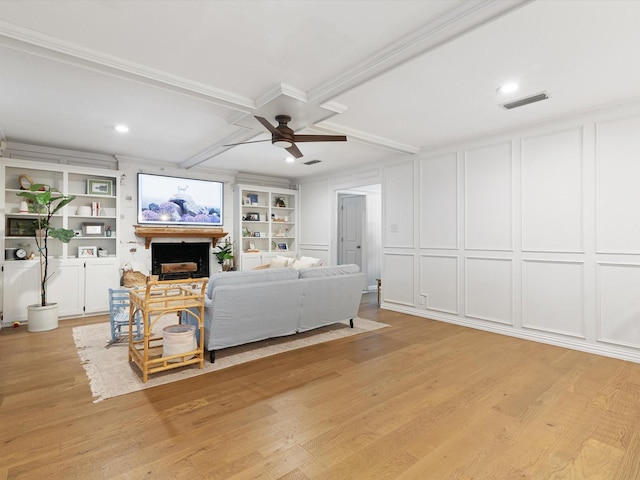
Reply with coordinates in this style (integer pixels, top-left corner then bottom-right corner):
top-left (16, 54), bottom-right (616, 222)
top-left (255, 116), bottom-right (281, 136)
top-left (292, 134), bottom-right (347, 143)
top-left (223, 139), bottom-right (271, 147)
top-left (285, 143), bottom-right (303, 158)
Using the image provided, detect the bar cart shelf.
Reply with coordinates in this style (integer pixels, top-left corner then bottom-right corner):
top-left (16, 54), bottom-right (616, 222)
top-left (128, 278), bottom-right (208, 383)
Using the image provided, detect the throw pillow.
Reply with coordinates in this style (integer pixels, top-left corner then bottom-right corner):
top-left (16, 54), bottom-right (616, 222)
top-left (292, 256), bottom-right (322, 270)
top-left (299, 256), bottom-right (322, 267)
top-left (270, 255), bottom-right (293, 268)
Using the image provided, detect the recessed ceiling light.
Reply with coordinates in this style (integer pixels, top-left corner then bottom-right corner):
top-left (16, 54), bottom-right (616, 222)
top-left (497, 83), bottom-right (519, 94)
top-left (285, 156), bottom-right (295, 163)
top-left (114, 124), bottom-right (129, 133)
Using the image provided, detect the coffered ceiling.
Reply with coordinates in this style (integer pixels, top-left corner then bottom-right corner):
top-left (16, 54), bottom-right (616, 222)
top-left (1, 1), bottom-right (640, 178)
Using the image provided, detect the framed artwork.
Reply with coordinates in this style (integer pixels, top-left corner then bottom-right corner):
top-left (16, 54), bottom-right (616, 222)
top-left (245, 212), bottom-right (260, 221)
top-left (248, 194), bottom-right (258, 205)
top-left (82, 222), bottom-right (104, 236)
top-left (7, 218), bottom-right (36, 237)
top-left (87, 179), bottom-right (112, 196)
top-left (277, 242), bottom-right (288, 251)
top-left (78, 246), bottom-right (97, 258)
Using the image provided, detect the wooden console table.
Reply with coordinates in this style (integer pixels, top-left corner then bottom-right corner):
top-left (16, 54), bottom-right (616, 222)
top-left (128, 278), bottom-right (208, 383)
top-left (134, 226), bottom-right (228, 249)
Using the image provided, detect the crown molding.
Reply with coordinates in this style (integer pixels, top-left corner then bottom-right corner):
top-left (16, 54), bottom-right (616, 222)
top-left (0, 20), bottom-right (255, 112)
top-left (308, 0), bottom-right (530, 104)
top-left (315, 121), bottom-right (419, 155)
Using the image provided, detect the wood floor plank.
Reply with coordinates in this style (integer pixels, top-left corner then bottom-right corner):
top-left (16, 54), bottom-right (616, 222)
top-left (2, 294), bottom-right (640, 478)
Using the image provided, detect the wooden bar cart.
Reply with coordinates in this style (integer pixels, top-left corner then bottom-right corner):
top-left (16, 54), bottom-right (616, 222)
top-left (128, 278), bottom-right (208, 383)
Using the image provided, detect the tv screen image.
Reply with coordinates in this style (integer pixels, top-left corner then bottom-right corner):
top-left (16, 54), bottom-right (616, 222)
top-left (137, 173), bottom-right (223, 226)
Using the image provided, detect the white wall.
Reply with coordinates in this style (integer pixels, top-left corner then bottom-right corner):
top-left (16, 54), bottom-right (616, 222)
top-left (115, 159), bottom-right (236, 275)
top-left (379, 100), bottom-right (640, 363)
top-left (297, 168), bottom-right (383, 282)
top-left (297, 100), bottom-right (640, 363)
top-left (298, 177), bottom-right (331, 266)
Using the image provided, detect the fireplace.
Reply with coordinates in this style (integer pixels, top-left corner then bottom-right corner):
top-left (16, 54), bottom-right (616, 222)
top-left (151, 242), bottom-right (210, 280)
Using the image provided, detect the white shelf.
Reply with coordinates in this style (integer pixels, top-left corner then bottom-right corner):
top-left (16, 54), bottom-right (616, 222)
top-left (235, 184), bottom-right (298, 270)
top-left (2, 157), bottom-right (123, 320)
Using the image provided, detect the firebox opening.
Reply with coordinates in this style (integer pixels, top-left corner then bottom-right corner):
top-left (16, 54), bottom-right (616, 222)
top-left (151, 242), bottom-right (210, 281)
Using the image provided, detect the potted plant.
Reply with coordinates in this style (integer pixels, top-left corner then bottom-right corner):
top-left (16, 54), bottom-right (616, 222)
top-left (17, 184), bottom-right (76, 331)
top-left (274, 196), bottom-right (286, 207)
top-left (214, 238), bottom-right (234, 271)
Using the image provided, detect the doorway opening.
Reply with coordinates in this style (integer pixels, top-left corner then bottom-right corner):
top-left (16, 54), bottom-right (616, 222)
top-left (337, 184), bottom-right (381, 292)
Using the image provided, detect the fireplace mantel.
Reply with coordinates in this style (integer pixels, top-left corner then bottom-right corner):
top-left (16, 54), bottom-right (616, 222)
top-left (134, 226), bottom-right (228, 249)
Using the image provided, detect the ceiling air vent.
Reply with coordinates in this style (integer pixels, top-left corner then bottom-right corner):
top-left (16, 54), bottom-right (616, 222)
top-left (303, 159), bottom-right (322, 165)
top-left (501, 92), bottom-right (549, 110)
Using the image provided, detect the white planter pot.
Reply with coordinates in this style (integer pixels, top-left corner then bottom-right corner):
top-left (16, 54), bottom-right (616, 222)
top-left (27, 303), bottom-right (59, 332)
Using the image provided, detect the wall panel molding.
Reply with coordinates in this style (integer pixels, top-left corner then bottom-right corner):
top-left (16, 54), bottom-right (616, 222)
top-left (522, 259), bottom-right (585, 338)
top-left (597, 262), bottom-right (640, 349)
top-left (521, 127), bottom-right (584, 253)
top-left (596, 114), bottom-right (640, 254)
top-left (464, 257), bottom-right (513, 325)
top-left (420, 254), bottom-right (458, 314)
top-left (420, 153), bottom-right (458, 249)
top-left (383, 252), bottom-right (415, 306)
top-left (464, 142), bottom-right (513, 251)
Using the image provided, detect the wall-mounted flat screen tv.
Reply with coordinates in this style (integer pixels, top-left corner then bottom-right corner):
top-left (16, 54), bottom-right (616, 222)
top-left (137, 173), bottom-right (223, 226)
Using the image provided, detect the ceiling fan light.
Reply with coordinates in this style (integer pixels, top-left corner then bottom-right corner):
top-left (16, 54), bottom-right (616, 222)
top-left (273, 139), bottom-right (293, 148)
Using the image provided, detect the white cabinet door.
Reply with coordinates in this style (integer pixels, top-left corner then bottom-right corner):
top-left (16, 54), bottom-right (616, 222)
top-left (3, 261), bottom-right (39, 322)
top-left (84, 260), bottom-right (120, 313)
top-left (239, 253), bottom-right (263, 271)
top-left (47, 260), bottom-right (84, 317)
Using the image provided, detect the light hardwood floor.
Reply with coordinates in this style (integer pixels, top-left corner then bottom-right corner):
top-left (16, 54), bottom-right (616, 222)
top-left (1, 294), bottom-right (640, 479)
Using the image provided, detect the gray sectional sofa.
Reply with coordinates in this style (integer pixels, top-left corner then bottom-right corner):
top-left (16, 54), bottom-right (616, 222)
top-left (200, 264), bottom-right (365, 362)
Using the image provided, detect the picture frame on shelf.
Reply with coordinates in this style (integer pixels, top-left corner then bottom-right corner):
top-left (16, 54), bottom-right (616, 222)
top-left (249, 241), bottom-right (256, 250)
top-left (245, 212), bottom-right (260, 221)
top-left (87, 179), bottom-right (112, 196)
top-left (82, 222), bottom-right (104, 236)
top-left (78, 246), bottom-right (97, 258)
top-left (242, 197), bottom-right (250, 205)
top-left (248, 194), bottom-right (258, 205)
top-left (7, 218), bottom-right (36, 236)
top-left (277, 242), bottom-right (288, 251)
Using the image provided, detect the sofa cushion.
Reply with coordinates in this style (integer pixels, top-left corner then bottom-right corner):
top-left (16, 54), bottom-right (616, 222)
top-left (206, 267), bottom-right (299, 297)
top-left (297, 263), bottom-right (360, 278)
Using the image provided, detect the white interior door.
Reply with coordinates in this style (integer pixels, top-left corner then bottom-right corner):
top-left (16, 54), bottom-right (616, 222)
top-left (339, 194), bottom-right (365, 269)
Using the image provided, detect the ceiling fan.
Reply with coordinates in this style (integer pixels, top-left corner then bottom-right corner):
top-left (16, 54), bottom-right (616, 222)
top-left (225, 115), bottom-right (347, 158)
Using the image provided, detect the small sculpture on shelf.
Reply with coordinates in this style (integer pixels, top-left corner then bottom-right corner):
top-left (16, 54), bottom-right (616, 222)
top-left (274, 197), bottom-right (286, 208)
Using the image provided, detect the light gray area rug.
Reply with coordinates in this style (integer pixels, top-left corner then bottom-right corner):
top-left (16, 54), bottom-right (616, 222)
top-left (73, 317), bottom-right (388, 403)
